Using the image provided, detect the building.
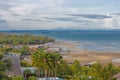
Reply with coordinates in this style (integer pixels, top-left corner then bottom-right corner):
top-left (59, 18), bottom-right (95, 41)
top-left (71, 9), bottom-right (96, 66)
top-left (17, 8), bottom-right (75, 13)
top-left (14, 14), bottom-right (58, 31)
top-left (114, 73), bottom-right (120, 80)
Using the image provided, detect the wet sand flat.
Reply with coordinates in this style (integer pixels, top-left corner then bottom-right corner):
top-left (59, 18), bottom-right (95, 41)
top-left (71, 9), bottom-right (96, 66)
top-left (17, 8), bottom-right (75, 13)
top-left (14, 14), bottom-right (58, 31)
top-left (53, 41), bottom-right (120, 66)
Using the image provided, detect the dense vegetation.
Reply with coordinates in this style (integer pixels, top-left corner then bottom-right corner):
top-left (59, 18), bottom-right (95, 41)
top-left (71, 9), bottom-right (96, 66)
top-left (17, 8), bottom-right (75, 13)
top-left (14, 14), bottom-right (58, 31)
top-left (30, 49), bottom-right (120, 80)
top-left (0, 48), bottom-right (120, 80)
top-left (0, 53), bottom-right (12, 80)
top-left (12, 49), bottom-right (119, 80)
top-left (0, 45), bottom-right (32, 56)
top-left (0, 33), bottom-right (55, 80)
top-left (20, 60), bottom-right (32, 67)
top-left (0, 33), bottom-right (55, 45)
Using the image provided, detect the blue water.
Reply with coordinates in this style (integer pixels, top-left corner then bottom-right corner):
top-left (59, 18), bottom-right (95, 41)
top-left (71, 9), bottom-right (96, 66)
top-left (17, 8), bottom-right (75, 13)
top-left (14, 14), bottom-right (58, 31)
top-left (1, 30), bottom-right (120, 52)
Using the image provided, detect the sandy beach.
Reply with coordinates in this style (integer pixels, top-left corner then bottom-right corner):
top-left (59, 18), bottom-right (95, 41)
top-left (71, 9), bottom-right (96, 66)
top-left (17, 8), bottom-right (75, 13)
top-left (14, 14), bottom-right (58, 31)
top-left (53, 41), bottom-right (120, 66)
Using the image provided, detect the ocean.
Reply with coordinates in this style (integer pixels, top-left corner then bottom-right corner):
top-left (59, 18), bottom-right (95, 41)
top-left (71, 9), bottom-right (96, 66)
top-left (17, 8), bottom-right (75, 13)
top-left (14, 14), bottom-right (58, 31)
top-left (1, 30), bottom-right (120, 52)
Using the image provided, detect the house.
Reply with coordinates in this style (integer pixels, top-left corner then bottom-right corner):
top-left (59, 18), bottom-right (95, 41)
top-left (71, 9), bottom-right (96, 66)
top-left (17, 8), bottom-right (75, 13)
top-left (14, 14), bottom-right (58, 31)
top-left (14, 44), bottom-right (23, 49)
top-left (114, 73), bottom-right (120, 80)
top-left (45, 47), bottom-right (61, 53)
top-left (28, 44), bottom-right (43, 49)
top-left (28, 44), bottom-right (44, 52)
top-left (4, 44), bottom-right (14, 49)
top-left (20, 55), bottom-right (31, 62)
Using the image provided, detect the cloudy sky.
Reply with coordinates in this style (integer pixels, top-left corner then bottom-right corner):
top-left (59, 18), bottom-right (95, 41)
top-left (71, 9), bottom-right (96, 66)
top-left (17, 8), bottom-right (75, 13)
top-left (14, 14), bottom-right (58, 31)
top-left (0, 0), bottom-right (120, 30)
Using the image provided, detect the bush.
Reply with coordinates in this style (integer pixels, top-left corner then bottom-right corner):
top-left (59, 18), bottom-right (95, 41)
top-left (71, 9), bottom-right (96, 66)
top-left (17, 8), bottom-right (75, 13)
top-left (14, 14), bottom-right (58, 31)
top-left (0, 53), bottom-right (4, 60)
top-left (28, 76), bottom-right (37, 80)
top-left (20, 61), bottom-right (31, 67)
top-left (12, 76), bottom-right (24, 80)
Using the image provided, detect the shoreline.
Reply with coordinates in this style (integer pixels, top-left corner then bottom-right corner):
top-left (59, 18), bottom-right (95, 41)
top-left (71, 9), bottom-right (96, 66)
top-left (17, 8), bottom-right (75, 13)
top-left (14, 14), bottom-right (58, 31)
top-left (53, 40), bottom-right (120, 66)
top-left (55, 39), bottom-right (120, 52)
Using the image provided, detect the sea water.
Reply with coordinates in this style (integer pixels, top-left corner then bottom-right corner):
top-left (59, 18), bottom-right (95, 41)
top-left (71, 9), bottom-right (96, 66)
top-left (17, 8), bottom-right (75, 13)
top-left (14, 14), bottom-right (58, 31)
top-left (1, 30), bottom-right (120, 52)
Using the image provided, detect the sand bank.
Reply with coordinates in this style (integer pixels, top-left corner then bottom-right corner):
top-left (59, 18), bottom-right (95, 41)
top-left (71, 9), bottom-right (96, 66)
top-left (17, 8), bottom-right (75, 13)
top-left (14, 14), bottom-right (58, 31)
top-left (53, 40), bottom-right (120, 66)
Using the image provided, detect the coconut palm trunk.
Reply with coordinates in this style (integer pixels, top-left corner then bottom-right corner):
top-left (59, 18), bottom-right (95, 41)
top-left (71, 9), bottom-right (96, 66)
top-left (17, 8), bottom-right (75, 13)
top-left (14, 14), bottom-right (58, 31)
top-left (44, 69), bottom-right (47, 80)
top-left (51, 70), bottom-right (54, 79)
top-left (48, 69), bottom-right (51, 78)
top-left (54, 63), bottom-right (57, 79)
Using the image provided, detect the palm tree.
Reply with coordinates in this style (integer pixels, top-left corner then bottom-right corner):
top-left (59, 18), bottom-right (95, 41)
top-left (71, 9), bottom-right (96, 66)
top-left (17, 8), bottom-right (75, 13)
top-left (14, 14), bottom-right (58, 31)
top-left (89, 62), bottom-right (119, 80)
top-left (50, 53), bottom-right (62, 79)
top-left (45, 53), bottom-right (53, 78)
top-left (70, 60), bottom-right (82, 80)
top-left (32, 49), bottom-right (45, 78)
top-left (57, 60), bottom-right (72, 79)
top-left (101, 63), bottom-right (119, 80)
top-left (32, 49), bottom-right (63, 79)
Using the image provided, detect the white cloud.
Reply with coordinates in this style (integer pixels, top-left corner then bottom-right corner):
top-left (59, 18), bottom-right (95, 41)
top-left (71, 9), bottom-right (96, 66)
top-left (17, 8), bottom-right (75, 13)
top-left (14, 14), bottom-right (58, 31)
top-left (9, 3), bottom-right (37, 16)
top-left (0, 0), bottom-right (119, 30)
top-left (0, 10), bottom-right (9, 16)
top-left (103, 18), bottom-right (114, 29)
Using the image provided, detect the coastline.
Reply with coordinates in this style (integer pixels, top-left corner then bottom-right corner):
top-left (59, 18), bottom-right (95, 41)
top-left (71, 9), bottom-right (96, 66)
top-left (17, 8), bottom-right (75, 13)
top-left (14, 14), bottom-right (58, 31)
top-left (53, 40), bottom-right (120, 66)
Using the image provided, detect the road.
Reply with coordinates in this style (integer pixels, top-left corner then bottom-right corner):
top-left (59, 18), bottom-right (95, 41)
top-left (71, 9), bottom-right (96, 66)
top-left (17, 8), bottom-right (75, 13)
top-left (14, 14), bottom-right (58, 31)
top-left (5, 53), bottom-right (22, 76)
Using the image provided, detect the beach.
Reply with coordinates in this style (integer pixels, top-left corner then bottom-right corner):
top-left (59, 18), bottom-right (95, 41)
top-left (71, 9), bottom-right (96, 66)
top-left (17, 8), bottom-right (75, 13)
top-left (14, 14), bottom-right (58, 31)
top-left (52, 40), bottom-right (120, 66)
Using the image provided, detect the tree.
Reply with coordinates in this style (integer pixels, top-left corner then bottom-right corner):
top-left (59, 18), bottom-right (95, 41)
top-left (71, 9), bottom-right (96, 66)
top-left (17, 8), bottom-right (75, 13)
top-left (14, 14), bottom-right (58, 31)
top-left (3, 59), bottom-right (12, 70)
top-left (32, 49), bottom-right (63, 79)
top-left (32, 50), bottom-right (46, 78)
top-left (0, 61), bottom-right (6, 71)
top-left (70, 60), bottom-right (82, 80)
top-left (20, 46), bottom-right (30, 55)
top-left (20, 60), bottom-right (31, 67)
top-left (23, 69), bottom-right (32, 79)
top-left (0, 47), bottom-right (8, 54)
top-left (0, 53), bottom-right (4, 60)
top-left (50, 53), bottom-right (62, 78)
top-left (57, 60), bottom-right (72, 79)
top-left (89, 62), bottom-right (120, 80)
top-left (0, 54), bottom-right (12, 80)
top-left (0, 33), bottom-right (55, 45)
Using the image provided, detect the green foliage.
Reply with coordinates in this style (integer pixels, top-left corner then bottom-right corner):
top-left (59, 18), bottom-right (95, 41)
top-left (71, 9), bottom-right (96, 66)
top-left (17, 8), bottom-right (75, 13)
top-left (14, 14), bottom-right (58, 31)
top-left (0, 54), bottom-right (12, 80)
top-left (23, 69), bottom-right (33, 79)
top-left (31, 50), bottom-right (120, 80)
top-left (20, 60), bottom-right (31, 67)
top-left (23, 69), bottom-right (32, 75)
top-left (70, 60), bottom-right (82, 79)
top-left (0, 47), bottom-right (8, 54)
top-left (32, 50), bottom-right (63, 78)
top-left (28, 76), bottom-right (37, 80)
top-left (0, 55), bottom-right (12, 80)
top-left (0, 53), bottom-right (4, 60)
top-left (0, 33), bottom-right (55, 45)
top-left (19, 46), bottom-right (31, 55)
top-left (3, 59), bottom-right (12, 70)
top-left (57, 60), bottom-right (72, 79)
top-left (0, 72), bottom-right (11, 80)
top-left (0, 60), bottom-right (11, 71)
top-left (89, 62), bottom-right (119, 80)
top-left (12, 76), bottom-right (24, 80)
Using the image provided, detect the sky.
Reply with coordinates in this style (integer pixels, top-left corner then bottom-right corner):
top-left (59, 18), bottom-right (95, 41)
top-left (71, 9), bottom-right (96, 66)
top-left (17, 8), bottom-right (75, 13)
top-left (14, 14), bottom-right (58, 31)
top-left (0, 0), bottom-right (120, 30)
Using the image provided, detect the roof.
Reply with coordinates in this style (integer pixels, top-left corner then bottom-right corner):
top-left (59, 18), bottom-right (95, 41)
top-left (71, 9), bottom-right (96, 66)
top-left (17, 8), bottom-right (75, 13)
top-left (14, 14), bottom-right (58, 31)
top-left (114, 73), bottom-right (120, 80)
